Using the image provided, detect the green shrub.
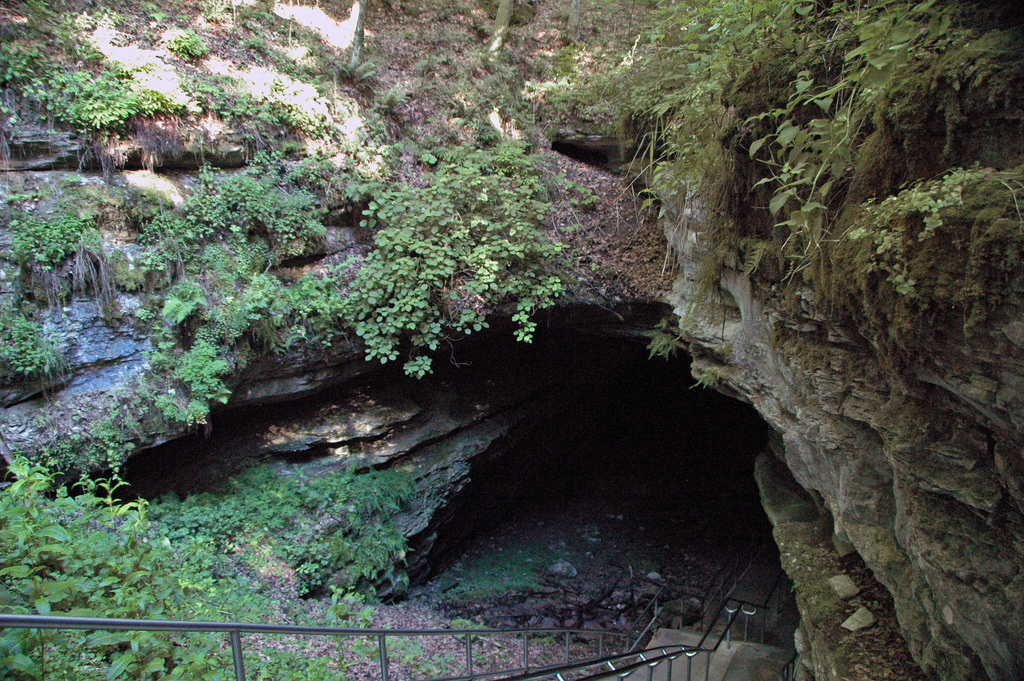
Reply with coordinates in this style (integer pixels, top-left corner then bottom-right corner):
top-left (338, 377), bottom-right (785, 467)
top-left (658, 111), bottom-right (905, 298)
top-left (166, 29), bottom-right (208, 61)
top-left (346, 142), bottom-right (565, 376)
top-left (176, 338), bottom-right (232, 409)
top-left (10, 210), bottom-right (118, 308)
top-left (152, 337), bottom-right (232, 427)
top-left (29, 68), bottom-right (141, 132)
top-left (10, 212), bottom-right (98, 270)
top-left (288, 268), bottom-right (353, 347)
top-left (149, 465), bottom-right (414, 598)
top-left (145, 159), bottom-right (326, 267)
top-left (0, 43), bottom-right (43, 85)
top-left (210, 271), bottom-right (290, 353)
top-left (0, 459), bottom-right (225, 680)
top-left (183, 70), bottom-right (334, 140)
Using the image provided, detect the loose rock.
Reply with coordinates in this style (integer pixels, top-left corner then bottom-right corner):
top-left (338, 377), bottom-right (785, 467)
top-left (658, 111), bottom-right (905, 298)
top-left (548, 559), bottom-right (578, 578)
top-left (828, 574), bottom-right (860, 600)
top-left (841, 606), bottom-right (877, 632)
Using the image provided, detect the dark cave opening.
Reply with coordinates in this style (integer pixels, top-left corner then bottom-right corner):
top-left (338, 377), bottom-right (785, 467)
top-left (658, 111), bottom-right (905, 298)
top-left (122, 309), bottom-right (780, 626)
top-left (409, 325), bottom-right (783, 632)
top-left (427, 328), bottom-right (773, 558)
top-left (550, 140), bottom-right (611, 167)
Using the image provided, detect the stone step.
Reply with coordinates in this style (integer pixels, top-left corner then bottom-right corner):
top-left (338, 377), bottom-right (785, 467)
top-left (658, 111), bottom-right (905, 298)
top-left (717, 639), bottom-right (792, 681)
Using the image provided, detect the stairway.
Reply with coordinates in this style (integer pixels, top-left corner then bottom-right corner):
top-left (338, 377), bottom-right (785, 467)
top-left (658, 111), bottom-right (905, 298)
top-left (611, 628), bottom-right (791, 681)
top-left (606, 549), bottom-right (798, 681)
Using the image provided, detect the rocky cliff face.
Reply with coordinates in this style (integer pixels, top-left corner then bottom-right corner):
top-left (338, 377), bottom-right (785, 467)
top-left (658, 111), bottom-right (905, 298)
top-left (667, 227), bottom-right (1024, 680)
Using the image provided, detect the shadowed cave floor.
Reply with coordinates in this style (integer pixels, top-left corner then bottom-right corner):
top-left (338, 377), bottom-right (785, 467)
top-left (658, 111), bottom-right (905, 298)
top-left (414, 473), bottom-right (784, 635)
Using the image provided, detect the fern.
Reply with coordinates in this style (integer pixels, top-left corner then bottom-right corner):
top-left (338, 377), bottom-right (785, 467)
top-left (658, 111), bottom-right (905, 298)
top-left (161, 280), bottom-right (208, 325)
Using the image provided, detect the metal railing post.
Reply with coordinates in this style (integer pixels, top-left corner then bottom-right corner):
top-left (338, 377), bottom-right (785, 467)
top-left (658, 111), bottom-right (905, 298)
top-left (230, 629), bottom-right (246, 681)
top-left (742, 604), bottom-right (756, 642)
top-left (465, 632), bottom-right (473, 677)
top-left (565, 631), bottom-right (571, 663)
top-left (725, 604), bottom-right (738, 649)
top-left (378, 634), bottom-right (389, 681)
top-left (522, 631), bottom-right (529, 670)
top-left (685, 650), bottom-right (696, 681)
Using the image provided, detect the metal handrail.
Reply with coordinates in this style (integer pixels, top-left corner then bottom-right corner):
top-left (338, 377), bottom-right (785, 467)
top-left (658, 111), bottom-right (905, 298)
top-left (518, 578), bottom-right (795, 681)
top-left (625, 584), bottom-right (667, 651)
top-left (496, 593), bottom-right (754, 681)
top-left (0, 573), bottom-right (789, 681)
top-left (0, 612), bottom-right (632, 681)
top-left (762, 570), bottom-right (786, 610)
top-left (698, 567), bottom-right (789, 640)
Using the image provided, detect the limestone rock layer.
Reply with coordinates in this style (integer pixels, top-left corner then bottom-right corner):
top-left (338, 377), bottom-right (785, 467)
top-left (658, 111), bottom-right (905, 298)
top-left (668, 230), bottom-right (1024, 681)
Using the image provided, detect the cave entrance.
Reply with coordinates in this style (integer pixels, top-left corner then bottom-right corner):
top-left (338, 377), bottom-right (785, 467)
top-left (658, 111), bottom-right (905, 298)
top-left (121, 306), bottom-right (785, 636)
top-left (414, 322), bottom-right (781, 633)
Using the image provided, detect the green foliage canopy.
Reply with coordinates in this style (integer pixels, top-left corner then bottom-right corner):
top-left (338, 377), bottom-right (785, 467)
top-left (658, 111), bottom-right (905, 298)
top-left (346, 143), bottom-right (565, 377)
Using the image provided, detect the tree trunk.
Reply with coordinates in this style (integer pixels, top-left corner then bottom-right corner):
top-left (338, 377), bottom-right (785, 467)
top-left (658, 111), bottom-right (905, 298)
top-left (348, 0), bottom-right (367, 70)
top-left (487, 0), bottom-right (515, 55)
top-left (568, 0), bottom-right (582, 43)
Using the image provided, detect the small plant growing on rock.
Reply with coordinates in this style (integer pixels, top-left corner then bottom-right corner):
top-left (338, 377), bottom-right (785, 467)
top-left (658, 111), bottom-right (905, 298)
top-left (692, 365), bottom-right (726, 390)
top-left (0, 305), bottom-right (65, 382)
top-left (645, 317), bottom-right (685, 360)
top-left (849, 167), bottom-right (989, 296)
top-left (165, 28), bottom-right (209, 61)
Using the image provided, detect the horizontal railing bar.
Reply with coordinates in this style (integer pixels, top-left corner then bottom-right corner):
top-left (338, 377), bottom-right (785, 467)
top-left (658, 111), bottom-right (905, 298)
top-left (0, 613), bottom-right (629, 641)
top-left (482, 641), bottom-right (711, 681)
top-left (412, 647), bottom-right (649, 681)
top-left (514, 645), bottom-right (707, 681)
top-left (420, 665), bottom-right (533, 681)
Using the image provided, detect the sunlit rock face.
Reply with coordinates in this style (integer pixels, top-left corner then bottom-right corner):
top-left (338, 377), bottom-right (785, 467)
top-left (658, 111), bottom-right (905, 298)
top-left (666, 228), bottom-right (1024, 681)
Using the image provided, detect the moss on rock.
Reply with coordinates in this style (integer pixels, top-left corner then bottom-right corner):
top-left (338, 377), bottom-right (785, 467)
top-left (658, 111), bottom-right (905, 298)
top-left (817, 167), bottom-right (1024, 361)
top-left (879, 29), bottom-right (1024, 181)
